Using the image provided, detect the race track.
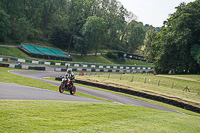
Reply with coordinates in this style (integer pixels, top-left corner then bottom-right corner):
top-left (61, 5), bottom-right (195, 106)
top-left (1, 70), bottom-right (181, 113)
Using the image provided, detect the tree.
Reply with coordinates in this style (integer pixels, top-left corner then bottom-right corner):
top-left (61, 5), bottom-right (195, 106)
top-left (152, 1), bottom-right (200, 74)
top-left (144, 28), bottom-right (157, 62)
top-left (0, 8), bottom-right (11, 42)
top-left (81, 16), bottom-right (106, 55)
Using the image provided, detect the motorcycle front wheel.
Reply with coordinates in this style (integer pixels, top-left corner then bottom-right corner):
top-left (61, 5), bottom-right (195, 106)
top-left (59, 85), bottom-right (65, 93)
top-left (70, 86), bottom-right (76, 95)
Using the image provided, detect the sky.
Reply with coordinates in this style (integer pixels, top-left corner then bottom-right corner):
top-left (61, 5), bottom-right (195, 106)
top-left (118, 0), bottom-right (196, 27)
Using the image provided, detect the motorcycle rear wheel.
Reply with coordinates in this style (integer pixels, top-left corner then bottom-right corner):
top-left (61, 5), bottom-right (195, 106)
top-left (59, 85), bottom-right (64, 93)
top-left (70, 86), bottom-right (76, 95)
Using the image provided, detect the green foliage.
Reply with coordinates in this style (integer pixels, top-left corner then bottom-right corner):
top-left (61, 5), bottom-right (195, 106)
top-left (12, 17), bottom-right (32, 42)
top-left (191, 44), bottom-right (200, 64)
top-left (49, 27), bottom-right (71, 49)
top-left (149, 1), bottom-right (200, 74)
top-left (106, 51), bottom-right (118, 60)
top-left (0, 8), bottom-right (11, 42)
top-left (144, 28), bottom-right (157, 62)
top-left (81, 16), bottom-right (106, 55)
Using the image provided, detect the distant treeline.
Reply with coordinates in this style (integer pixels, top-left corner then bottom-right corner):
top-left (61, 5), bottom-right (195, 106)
top-left (0, 0), bottom-right (160, 56)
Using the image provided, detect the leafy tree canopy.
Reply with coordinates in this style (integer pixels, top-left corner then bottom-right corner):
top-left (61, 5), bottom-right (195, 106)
top-left (151, 0), bottom-right (200, 74)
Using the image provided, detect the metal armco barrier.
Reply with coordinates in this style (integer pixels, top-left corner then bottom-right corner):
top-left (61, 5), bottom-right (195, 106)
top-left (75, 79), bottom-right (200, 114)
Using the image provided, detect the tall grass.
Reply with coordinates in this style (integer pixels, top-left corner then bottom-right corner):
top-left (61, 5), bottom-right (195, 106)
top-left (76, 73), bottom-right (200, 107)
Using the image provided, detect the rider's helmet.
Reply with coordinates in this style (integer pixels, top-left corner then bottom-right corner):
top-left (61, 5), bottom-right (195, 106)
top-left (67, 70), bottom-right (71, 74)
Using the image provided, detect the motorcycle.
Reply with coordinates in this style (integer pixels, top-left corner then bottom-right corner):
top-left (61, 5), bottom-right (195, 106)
top-left (59, 77), bottom-right (76, 95)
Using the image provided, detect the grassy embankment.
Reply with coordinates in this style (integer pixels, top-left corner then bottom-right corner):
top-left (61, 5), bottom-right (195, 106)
top-left (1, 100), bottom-right (200, 133)
top-left (75, 73), bottom-right (200, 108)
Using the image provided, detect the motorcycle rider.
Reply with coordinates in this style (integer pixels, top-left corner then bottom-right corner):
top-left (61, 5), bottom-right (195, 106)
top-left (62, 69), bottom-right (75, 88)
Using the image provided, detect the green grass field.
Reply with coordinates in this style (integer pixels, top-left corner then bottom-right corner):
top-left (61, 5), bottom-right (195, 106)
top-left (76, 73), bottom-right (200, 108)
top-left (1, 101), bottom-right (200, 133)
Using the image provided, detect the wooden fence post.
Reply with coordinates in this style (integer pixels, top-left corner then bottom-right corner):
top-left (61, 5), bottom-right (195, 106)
top-left (144, 78), bottom-right (147, 83)
top-left (131, 76), bottom-right (134, 82)
top-left (120, 74), bottom-right (122, 80)
top-left (171, 82), bottom-right (174, 89)
top-left (183, 85), bottom-right (190, 92)
top-left (158, 80), bottom-right (160, 86)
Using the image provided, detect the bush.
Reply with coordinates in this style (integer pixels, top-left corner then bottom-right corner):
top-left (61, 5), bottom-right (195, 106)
top-left (106, 51), bottom-right (118, 60)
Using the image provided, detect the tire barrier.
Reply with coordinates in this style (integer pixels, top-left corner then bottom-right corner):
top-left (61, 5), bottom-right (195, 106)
top-left (74, 79), bottom-right (200, 114)
top-left (0, 63), bottom-right (9, 67)
top-left (55, 76), bottom-right (63, 81)
top-left (34, 67), bottom-right (46, 71)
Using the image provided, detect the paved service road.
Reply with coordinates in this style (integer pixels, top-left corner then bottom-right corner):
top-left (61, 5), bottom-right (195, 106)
top-left (7, 70), bottom-right (182, 113)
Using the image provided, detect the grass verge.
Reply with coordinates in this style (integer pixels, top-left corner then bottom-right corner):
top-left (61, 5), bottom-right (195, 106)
top-left (1, 100), bottom-right (200, 133)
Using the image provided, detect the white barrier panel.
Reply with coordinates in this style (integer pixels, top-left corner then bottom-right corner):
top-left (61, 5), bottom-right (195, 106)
top-left (0, 58), bottom-right (3, 61)
top-left (104, 69), bottom-right (108, 72)
top-left (65, 63), bottom-right (70, 66)
top-left (87, 69), bottom-right (91, 72)
top-left (9, 64), bottom-right (15, 68)
top-left (45, 62), bottom-right (51, 65)
top-left (132, 67), bottom-right (135, 69)
top-left (148, 67), bottom-right (151, 69)
top-left (127, 70), bottom-right (130, 73)
top-left (55, 63), bottom-right (61, 66)
top-left (55, 68), bottom-right (61, 71)
top-left (120, 67), bottom-right (123, 69)
top-left (106, 66), bottom-right (110, 68)
top-left (74, 64), bottom-right (79, 67)
top-left (143, 67), bottom-right (146, 70)
top-left (83, 65), bottom-right (87, 67)
top-left (112, 70), bottom-right (116, 72)
top-left (113, 66), bottom-right (117, 69)
top-left (77, 68), bottom-right (82, 71)
top-left (18, 59), bottom-right (25, 62)
top-left (126, 67), bottom-right (129, 69)
top-left (32, 60), bottom-right (39, 64)
top-left (91, 65), bottom-right (95, 68)
top-left (22, 65), bottom-right (29, 69)
top-left (137, 67), bottom-right (141, 69)
top-left (96, 69), bottom-right (100, 72)
top-left (99, 66), bottom-right (103, 68)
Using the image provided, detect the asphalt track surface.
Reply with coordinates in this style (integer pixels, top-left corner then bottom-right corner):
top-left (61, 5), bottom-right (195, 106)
top-left (1, 70), bottom-right (181, 113)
